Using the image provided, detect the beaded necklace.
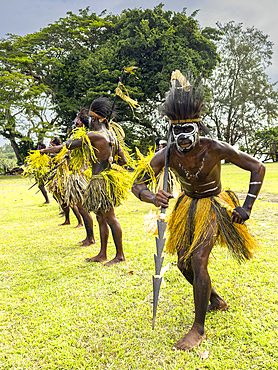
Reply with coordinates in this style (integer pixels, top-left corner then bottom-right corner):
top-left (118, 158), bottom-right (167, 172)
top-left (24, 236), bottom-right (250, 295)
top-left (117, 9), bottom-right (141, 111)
top-left (176, 157), bottom-right (205, 180)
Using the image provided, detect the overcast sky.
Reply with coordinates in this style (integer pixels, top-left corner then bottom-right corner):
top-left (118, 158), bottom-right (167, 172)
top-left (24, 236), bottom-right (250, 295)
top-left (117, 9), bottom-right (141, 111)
top-left (1, 0), bottom-right (278, 145)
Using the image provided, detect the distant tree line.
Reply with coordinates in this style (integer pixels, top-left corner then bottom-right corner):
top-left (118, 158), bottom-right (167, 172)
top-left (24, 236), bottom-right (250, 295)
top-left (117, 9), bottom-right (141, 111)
top-left (0, 5), bottom-right (277, 162)
top-left (0, 144), bottom-right (17, 172)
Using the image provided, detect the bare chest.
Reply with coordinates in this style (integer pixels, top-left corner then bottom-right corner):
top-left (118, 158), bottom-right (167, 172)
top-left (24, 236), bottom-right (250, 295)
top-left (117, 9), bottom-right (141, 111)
top-left (169, 150), bottom-right (222, 196)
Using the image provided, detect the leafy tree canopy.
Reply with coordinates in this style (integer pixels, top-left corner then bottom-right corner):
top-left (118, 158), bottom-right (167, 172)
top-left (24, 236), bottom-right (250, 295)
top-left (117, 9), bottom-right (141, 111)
top-left (0, 5), bottom-right (219, 157)
top-left (205, 21), bottom-right (278, 151)
top-left (241, 127), bottom-right (278, 162)
top-left (0, 30), bottom-right (63, 162)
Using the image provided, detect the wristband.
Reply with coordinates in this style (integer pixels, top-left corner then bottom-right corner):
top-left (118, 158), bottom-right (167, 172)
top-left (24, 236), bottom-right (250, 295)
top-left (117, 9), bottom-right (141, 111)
top-left (234, 206), bottom-right (249, 221)
top-left (138, 187), bottom-right (149, 201)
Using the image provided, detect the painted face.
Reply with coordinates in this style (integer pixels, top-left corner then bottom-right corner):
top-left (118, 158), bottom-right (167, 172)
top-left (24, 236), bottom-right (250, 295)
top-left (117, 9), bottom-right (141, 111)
top-left (73, 116), bottom-right (83, 128)
top-left (172, 122), bottom-right (199, 152)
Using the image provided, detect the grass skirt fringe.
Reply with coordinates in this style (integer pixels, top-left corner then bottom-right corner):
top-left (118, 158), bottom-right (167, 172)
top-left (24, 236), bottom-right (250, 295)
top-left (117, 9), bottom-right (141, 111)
top-left (64, 173), bottom-right (88, 207)
top-left (83, 169), bottom-right (131, 214)
top-left (156, 168), bottom-right (180, 198)
top-left (47, 162), bottom-right (70, 207)
top-left (166, 190), bottom-right (260, 263)
top-left (47, 177), bottom-right (64, 206)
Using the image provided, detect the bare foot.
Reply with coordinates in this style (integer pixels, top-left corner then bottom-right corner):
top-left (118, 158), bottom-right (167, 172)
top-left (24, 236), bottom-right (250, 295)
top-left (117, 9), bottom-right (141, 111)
top-left (173, 329), bottom-right (206, 351)
top-left (104, 256), bottom-right (126, 267)
top-left (208, 299), bottom-right (228, 312)
top-left (85, 254), bottom-right (107, 263)
top-left (79, 238), bottom-right (95, 247)
top-left (59, 221), bottom-right (70, 226)
top-left (43, 201), bottom-right (50, 205)
top-left (74, 223), bottom-right (83, 229)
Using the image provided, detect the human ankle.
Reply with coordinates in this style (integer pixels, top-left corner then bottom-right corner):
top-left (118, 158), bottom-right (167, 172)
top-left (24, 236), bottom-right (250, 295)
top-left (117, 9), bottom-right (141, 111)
top-left (192, 324), bottom-right (205, 336)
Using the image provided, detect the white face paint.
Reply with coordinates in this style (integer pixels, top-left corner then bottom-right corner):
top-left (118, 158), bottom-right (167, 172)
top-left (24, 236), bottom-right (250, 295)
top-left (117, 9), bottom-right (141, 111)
top-left (172, 122), bottom-right (199, 152)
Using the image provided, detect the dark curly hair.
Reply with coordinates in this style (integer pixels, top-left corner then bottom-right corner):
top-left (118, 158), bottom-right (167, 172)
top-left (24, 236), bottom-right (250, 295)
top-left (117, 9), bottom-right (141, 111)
top-left (89, 97), bottom-right (113, 119)
top-left (51, 137), bottom-right (62, 146)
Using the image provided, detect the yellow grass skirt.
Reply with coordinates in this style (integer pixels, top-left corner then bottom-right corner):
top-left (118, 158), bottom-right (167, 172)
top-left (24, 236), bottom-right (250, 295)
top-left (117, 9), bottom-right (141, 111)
top-left (166, 190), bottom-right (260, 262)
top-left (83, 169), bottom-right (131, 214)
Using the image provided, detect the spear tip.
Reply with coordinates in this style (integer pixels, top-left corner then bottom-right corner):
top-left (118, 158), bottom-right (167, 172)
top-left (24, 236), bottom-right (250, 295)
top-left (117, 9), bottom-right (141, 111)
top-left (152, 317), bottom-right (156, 330)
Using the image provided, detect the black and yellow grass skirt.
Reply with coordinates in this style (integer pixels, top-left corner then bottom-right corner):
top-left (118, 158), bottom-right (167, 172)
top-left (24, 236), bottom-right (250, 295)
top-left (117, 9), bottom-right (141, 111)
top-left (166, 190), bottom-right (260, 263)
top-left (83, 169), bottom-right (131, 214)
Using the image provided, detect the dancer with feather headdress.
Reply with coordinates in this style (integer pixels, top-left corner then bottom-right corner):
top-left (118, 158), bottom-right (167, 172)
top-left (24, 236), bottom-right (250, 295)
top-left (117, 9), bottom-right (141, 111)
top-left (132, 70), bottom-right (265, 350)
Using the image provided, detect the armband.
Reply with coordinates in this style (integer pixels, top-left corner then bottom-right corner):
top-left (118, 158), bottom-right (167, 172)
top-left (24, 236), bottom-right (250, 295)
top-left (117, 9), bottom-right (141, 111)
top-left (66, 140), bottom-right (73, 149)
top-left (138, 187), bottom-right (149, 201)
top-left (234, 206), bottom-right (249, 221)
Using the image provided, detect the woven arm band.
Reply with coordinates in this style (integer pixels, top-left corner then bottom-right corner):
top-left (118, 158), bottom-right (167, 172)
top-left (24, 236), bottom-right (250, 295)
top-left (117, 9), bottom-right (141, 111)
top-left (234, 206), bottom-right (249, 221)
top-left (138, 187), bottom-right (149, 201)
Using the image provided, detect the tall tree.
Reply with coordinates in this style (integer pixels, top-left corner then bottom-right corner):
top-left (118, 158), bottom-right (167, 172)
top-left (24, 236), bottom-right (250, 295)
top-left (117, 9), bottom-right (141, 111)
top-left (0, 5), bottom-right (219, 156)
top-left (51, 5), bottom-right (219, 151)
top-left (0, 7), bottom-right (109, 160)
top-left (241, 127), bottom-right (278, 162)
top-left (0, 143), bottom-right (17, 172)
top-left (205, 21), bottom-right (278, 149)
top-left (0, 34), bottom-right (63, 162)
top-left (0, 68), bottom-right (55, 162)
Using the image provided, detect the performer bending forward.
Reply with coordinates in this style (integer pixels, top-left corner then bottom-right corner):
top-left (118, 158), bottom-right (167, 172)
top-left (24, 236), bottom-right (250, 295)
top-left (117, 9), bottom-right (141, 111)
top-left (132, 71), bottom-right (265, 350)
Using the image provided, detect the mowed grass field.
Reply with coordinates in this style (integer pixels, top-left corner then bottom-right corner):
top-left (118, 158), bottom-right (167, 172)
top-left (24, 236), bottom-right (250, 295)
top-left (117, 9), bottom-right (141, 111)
top-left (0, 163), bottom-right (277, 369)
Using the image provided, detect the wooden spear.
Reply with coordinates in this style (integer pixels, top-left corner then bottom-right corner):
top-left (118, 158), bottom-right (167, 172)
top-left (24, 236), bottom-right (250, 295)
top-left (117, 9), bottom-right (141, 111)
top-left (152, 74), bottom-right (176, 329)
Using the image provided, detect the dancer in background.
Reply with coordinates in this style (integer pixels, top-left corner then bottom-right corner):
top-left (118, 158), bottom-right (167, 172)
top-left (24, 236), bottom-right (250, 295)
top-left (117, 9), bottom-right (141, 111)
top-left (41, 98), bottom-right (131, 266)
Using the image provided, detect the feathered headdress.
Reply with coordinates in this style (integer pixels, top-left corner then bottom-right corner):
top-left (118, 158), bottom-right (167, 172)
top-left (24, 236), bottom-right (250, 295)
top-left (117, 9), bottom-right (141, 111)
top-left (159, 70), bottom-right (209, 135)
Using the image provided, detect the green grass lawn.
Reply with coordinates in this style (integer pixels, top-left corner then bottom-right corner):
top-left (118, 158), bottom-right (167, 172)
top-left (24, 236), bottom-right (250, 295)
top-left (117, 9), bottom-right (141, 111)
top-left (221, 162), bottom-right (278, 195)
top-left (0, 163), bottom-right (277, 369)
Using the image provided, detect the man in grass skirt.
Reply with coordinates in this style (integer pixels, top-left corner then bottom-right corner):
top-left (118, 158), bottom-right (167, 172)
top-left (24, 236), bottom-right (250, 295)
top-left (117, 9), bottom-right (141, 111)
top-left (68, 98), bottom-right (130, 266)
top-left (42, 97), bottom-right (129, 266)
top-left (45, 137), bottom-right (83, 228)
top-left (132, 71), bottom-right (265, 350)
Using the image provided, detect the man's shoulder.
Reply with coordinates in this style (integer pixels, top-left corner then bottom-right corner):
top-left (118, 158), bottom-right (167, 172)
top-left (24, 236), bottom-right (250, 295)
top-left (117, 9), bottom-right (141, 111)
top-left (87, 129), bottom-right (109, 141)
top-left (200, 138), bottom-right (232, 152)
top-left (151, 146), bottom-right (167, 164)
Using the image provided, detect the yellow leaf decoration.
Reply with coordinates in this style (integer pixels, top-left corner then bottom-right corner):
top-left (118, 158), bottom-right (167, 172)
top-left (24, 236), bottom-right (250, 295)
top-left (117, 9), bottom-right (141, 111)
top-left (116, 83), bottom-right (139, 109)
top-left (171, 70), bottom-right (191, 91)
top-left (124, 66), bottom-right (139, 78)
top-left (23, 150), bottom-right (50, 181)
top-left (109, 120), bottom-right (135, 169)
top-left (132, 147), bottom-right (157, 190)
top-left (68, 127), bottom-right (98, 176)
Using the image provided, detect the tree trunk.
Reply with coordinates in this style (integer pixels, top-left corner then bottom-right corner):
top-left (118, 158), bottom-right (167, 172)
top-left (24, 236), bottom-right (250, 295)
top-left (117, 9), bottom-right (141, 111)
top-left (10, 139), bottom-right (23, 164)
